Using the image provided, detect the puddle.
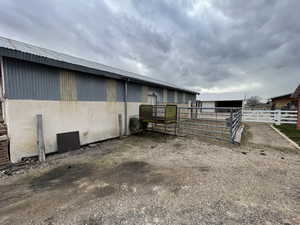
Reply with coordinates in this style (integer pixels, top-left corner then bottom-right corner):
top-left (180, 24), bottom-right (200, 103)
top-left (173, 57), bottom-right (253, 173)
top-left (30, 164), bottom-right (94, 191)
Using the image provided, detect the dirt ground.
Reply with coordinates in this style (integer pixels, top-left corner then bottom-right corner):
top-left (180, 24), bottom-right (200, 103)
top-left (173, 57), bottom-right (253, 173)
top-left (1, 124), bottom-right (300, 225)
top-left (246, 123), bottom-right (296, 149)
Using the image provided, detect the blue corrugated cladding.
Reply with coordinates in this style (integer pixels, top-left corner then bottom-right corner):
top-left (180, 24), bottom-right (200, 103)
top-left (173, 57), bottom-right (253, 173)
top-left (167, 90), bottom-right (175, 103)
top-left (127, 82), bottom-right (142, 102)
top-left (2, 57), bottom-right (191, 103)
top-left (117, 81), bottom-right (125, 102)
top-left (177, 92), bottom-right (184, 104)
top-left (76, 73), bottom-right (106, 101)
top-left (3, 57), bottom-right (60, 100)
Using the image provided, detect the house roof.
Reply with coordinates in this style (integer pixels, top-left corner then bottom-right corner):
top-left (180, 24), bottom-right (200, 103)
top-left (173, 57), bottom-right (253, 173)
top-left (0, 36), bottom-right (197, 94)
top-left (292, 84), bottom-right (300, 98)
top-left (197, 92), bottom-right (245, 102)
top-left (270, 93), bottom-right (293, 100)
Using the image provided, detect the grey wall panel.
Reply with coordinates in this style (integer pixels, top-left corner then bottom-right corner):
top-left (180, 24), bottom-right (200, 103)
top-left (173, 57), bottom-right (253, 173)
top-left (185, 93), bottom-right (196, 104)
top-left (127, 82), bottom-right (142, 102)
top-left (177, 92), bottom-right (184, 104)
top-left (3, 57), bottom-right (60, 100)
top-left (117, 81), bottom-right (125, 102)
top-left (149, 86), bottom-right (163, 103)
top-left (76, 73), bottom-right (106, 101)
top-left (167, 90), bottom-right (175, 103)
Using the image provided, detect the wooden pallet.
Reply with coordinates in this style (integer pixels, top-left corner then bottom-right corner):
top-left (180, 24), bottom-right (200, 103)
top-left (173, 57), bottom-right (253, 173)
top-left (0, 139), bottom-right (9, 166)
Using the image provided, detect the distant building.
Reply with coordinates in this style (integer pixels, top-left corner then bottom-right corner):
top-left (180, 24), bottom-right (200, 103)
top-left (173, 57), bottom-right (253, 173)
top-left (196, 93), bottom-right (245, 112)
top-left (0, 36), bottom-right (197, 163)
top-left (270, 93), bottom-right (298, 110)
top-left (291, 84), bottom-right (300, 130)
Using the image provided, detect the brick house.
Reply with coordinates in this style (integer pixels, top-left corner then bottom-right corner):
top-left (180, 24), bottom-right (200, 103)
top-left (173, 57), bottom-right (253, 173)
top-left (292, 84), bottom-right (300, 130)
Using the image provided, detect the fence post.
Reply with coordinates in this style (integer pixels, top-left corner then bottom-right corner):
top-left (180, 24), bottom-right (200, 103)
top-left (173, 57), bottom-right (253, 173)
top-left (36, 114), bottom-right (46, 162)
top-left (230, 109), bottom-right (234, 143)
top-left (118, 114), bottom-right (122, 138)
top-left (275, 110), bottom-right (281, 125)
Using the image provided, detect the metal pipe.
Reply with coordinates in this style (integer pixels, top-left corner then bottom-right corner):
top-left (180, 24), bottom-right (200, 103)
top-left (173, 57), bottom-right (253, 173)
top-left (124, 80), bottom-right (128, 135)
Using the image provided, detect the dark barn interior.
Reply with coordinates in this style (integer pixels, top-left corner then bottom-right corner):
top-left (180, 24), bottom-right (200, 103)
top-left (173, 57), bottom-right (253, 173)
top-left (215, 100), bottom-right (243, 108)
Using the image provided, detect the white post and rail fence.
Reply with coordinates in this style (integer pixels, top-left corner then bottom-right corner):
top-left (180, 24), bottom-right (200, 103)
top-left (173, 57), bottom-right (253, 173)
top-left (242, 109), bottom-right (298, 125)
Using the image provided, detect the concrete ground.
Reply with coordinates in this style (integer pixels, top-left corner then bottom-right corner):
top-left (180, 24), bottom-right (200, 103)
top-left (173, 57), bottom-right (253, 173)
top-left (0, 123), bottom-right (300, 225)
top-left (246, 123), bottom-right (296, 149)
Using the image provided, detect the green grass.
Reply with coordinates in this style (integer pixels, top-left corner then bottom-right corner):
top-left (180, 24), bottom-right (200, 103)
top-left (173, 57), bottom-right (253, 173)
top-left (274, 124), bottom-right (300, 146)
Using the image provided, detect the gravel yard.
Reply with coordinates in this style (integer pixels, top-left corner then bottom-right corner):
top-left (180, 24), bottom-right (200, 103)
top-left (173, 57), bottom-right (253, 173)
top-left (0, 125), bottom-right (300, 225)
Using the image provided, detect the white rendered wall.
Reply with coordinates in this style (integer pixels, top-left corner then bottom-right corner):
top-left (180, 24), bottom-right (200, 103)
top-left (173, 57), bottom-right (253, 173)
top-left (6, 100), bottom-right (142, 162)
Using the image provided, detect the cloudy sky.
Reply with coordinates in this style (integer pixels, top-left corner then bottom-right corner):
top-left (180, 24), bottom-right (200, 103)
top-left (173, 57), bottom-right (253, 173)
top-left (0, 0), bottom-right (299, 98)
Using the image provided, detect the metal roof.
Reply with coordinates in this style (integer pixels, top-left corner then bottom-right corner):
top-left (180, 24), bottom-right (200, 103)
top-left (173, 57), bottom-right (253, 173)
top-left (197, 92), bottom-right (245, 102)
top-left (0, 36), bottom-right (197, 94)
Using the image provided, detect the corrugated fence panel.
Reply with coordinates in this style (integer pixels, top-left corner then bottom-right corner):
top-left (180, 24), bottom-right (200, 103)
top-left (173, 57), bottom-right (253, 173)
top-left (167, 90), bottom-right (175, 103)
top-left (127, 82), bottom-right (142, 102)
top-left (76, 72), bottom-right (106, 101)
top-left (3, 57), bottom-right (60, 100)
top-left (60, 70), bottom-right (77, 101)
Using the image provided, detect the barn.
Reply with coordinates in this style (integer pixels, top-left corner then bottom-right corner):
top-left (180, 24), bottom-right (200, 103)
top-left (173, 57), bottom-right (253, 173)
top-left (0, 36), bottom-right (197, 164)
top-left (292, 84), bottom-right (300, 130)
top-left (196, 93), bottom-right (245, 112)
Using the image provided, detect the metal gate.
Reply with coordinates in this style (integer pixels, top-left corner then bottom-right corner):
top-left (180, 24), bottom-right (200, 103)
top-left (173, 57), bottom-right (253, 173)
top-left (139, 105), bottom-right (242, 143)
top-left (177, 107), bottom-right (242, 143)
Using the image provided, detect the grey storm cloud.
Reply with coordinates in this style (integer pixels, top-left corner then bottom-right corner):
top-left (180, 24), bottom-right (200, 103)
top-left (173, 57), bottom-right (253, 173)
top-left (0, 0), bottom-right (299, 98)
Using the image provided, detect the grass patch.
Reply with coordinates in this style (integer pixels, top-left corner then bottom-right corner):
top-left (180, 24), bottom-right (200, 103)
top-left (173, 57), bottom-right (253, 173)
top-left (274, 124), bottom-right (300, 146)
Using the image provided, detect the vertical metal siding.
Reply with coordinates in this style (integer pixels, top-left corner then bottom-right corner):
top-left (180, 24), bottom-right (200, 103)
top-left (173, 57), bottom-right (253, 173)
top-left (106, 79), bottom-right (117, 101)
top-left (76, 72), bottom-right (106, 101)
top-left (116, 80), bottom-right (125, 102)
top-left (167, 90), bottom-right (175, 103)
top-left (185, 93), bottom-right (196, 104)
top-left (127, 82), bottom-right (142, 102)
top-left (60, 70), bottom-right (77, 101)
top-left (177, 92), bottom-right (184, 104)
top-left (3, 57), bottom-right (60, 100)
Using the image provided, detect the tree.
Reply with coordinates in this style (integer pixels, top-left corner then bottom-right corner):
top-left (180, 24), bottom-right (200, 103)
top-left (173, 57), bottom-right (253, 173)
top-left (246, 96), bottom-right (261, 107)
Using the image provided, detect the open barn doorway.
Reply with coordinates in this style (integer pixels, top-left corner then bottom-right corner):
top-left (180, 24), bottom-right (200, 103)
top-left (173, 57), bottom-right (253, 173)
top-left (215, 100), bottom-right (243, 108)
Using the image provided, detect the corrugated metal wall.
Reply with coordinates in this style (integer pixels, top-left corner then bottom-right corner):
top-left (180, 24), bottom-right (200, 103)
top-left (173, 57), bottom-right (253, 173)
top-left (76, 73), bottom-right (106, 101)
top-left (116, 81), bottom-right (125, 102)
top-left (127, 82), bottom-right (142, 102)
top-left (60, 70), bottom-right (77, 101)
top-left (167, 90), bottom-right (175, 103)
top-left (3, 57), bottom-right (60, 100)
top-left (177, 92), bottom-right (184, 104)
top-left (3, 57), bottom-right (195, 103)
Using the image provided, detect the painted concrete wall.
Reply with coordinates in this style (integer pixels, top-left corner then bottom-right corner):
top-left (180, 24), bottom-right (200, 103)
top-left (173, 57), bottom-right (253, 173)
top-left (6, 99), bottom-right (147, 162)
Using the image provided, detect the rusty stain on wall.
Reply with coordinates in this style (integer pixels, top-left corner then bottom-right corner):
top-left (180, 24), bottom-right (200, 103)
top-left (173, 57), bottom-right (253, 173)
top-left (106, 79), bottom-right (117, 101)
top-left (60, 70), bottom-right (77, 101)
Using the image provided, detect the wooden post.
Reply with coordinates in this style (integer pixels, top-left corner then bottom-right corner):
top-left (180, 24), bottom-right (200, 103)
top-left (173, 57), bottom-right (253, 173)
top-left (118, 114), bottom-right (123, 138)
top-left (37, 114), bottom-right (46, 162)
